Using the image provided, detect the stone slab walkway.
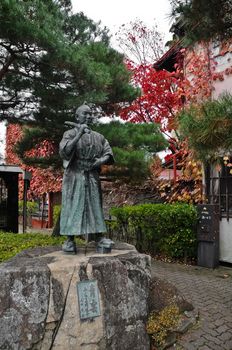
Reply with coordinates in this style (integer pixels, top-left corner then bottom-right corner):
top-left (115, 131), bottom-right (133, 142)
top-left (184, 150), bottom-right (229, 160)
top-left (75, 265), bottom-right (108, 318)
top-left (151, 260), bottom-right (232, 350)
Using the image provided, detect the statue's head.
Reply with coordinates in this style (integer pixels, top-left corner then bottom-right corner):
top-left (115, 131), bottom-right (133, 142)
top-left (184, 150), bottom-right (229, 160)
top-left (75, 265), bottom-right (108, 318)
top-left (75, 104), bottom-right (93, 125)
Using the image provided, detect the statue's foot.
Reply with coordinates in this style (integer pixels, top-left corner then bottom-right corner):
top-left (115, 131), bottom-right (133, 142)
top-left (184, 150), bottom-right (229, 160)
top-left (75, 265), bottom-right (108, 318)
top-left (97, 237), bottom-right (114, 254)
top-left (62, 239), bottom-right (77, 254)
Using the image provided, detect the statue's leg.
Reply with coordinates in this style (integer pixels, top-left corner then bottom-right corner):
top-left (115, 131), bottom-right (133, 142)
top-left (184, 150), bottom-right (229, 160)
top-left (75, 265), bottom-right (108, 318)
top-left (87, 233), bottom-right (104, 243)
top-left (87, 233), bottom-right (96, 243)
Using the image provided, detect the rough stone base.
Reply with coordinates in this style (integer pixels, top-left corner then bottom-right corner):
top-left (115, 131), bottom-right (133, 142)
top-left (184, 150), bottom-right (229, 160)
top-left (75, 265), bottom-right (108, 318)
top-left (149, 276), bottom-right (194, 313)
top-left (0, 245), bottom-right (151, 350)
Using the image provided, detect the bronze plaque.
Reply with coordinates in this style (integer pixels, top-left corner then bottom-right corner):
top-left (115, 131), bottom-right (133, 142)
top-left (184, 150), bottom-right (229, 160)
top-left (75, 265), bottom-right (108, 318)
top-left (77, 280), bottom-right (101, 320)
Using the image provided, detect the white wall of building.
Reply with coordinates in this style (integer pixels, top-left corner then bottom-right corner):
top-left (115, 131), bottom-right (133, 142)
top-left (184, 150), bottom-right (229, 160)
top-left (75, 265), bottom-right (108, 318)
top-left (211, 41), bottom-right (232, 98)
top-left (220, 219), bottom-right (232, 263)
top-left (0, 120), bottom-right (7, 163)
top-left (213, 75), bottom-right (232, 98)
top-left (211, 42), bottom-right (232, 262)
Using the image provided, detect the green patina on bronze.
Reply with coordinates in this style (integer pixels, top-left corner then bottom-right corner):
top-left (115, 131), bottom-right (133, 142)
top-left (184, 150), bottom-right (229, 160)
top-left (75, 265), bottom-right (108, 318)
top-left (59, 104), bottom-right (114, 243)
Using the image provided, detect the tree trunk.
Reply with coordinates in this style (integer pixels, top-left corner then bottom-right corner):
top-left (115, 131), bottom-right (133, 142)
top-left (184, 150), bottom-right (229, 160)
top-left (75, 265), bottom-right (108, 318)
top-left (52, 212), bottom-right (60, 236)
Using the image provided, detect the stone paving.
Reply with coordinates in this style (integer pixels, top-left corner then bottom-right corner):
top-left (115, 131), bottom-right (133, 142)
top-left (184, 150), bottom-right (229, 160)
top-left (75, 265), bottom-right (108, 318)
top-left (151, 260), bottom-right (232, 350)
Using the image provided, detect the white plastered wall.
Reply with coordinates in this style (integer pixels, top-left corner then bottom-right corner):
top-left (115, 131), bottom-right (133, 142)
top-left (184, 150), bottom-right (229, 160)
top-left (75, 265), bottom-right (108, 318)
top-left (0, 120), bottom-right (7, 163)
top-left (220, 219), bottom-right (232, 263)
top-left (211, 43), bottom-right (232, 262)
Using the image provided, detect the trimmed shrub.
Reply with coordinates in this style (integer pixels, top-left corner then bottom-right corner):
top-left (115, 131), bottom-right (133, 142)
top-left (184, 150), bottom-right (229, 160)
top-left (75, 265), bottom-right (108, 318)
top-left (110, 203), bottom-right (198, 259)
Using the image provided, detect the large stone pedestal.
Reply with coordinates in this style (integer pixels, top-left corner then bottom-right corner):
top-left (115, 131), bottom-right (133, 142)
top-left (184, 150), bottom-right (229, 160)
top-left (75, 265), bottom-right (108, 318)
top-left (0, 244), bottom-right (151, 350)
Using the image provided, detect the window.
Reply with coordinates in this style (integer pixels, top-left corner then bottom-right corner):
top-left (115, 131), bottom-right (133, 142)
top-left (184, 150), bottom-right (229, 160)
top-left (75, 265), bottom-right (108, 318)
top-left (0, 177), bottom-right (8, 228)
top-left (206, 163), bottom-right (232, 220)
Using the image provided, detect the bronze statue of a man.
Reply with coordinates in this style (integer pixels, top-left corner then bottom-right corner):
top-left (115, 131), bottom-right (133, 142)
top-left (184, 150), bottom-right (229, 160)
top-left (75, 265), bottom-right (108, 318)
top-left (59, 104), bottom-right (114, 253)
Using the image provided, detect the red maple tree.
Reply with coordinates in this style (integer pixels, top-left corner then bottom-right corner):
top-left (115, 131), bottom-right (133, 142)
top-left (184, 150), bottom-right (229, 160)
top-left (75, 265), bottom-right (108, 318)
top-left (118, 50), bottom-right (211, 203)
top-left (6, 124), bottom-right (62, 198)
top-left (120, 60), bottom-right (183, 132)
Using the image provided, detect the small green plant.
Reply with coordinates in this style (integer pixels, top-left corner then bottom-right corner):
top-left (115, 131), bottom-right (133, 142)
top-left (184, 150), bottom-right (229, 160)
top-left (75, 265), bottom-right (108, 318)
top-left (18, 201), bottom-right (39, 216)
top-left (146, 304), bottom-right (180, 347)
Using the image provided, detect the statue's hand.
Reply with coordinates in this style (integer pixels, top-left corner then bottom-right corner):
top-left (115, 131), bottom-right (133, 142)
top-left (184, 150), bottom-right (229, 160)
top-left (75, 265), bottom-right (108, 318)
top-left (91, 158), bottom-right (102, 169)
top-left (91, 155), bottom-right (110, 169)
top-left (79, 124), bottom-right (90, 134)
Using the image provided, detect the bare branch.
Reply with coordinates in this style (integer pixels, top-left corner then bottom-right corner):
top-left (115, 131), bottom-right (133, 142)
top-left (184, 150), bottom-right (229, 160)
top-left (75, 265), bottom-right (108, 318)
top-left (115, 19), bottom-right (164, 64)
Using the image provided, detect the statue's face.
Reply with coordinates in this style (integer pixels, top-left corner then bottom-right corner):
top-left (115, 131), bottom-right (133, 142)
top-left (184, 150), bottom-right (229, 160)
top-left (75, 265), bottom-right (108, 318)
top-left (75, 106), bottom-right (93, 125)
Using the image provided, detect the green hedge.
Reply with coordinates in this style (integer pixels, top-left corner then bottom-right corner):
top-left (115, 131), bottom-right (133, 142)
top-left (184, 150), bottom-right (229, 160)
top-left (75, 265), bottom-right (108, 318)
top-left (110, 203), bottom-right (198, 259)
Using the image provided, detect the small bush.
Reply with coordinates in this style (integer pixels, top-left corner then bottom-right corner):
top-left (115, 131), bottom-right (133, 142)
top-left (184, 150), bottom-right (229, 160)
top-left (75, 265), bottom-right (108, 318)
top-left (18, 201), bottom-right (39, 216)
top-left (110, 203), bottom-right (198, 259)
top-left (147, 304), bottom-right (180, 347)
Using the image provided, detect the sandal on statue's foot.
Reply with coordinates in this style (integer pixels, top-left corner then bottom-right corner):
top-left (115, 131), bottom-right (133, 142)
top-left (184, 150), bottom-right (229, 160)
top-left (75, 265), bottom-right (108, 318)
top-left (62, 239), bottom-right (77, 254)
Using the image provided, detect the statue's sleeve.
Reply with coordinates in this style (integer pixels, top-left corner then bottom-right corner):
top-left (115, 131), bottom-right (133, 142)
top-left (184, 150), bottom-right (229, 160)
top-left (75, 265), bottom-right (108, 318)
top-left (59, 129), bottom-right (76, 168)
top-left (102, 137), bottom-right (115, 165)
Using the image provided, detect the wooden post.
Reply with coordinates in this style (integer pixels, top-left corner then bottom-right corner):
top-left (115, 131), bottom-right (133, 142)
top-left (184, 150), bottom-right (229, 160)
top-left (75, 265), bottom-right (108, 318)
top-left (41, 194), bottom-right (45, 229)
top-left (22, 171), bottom-right (31, 233)
top-left (22, 179), bottom-right (28, 233)
top-left (48, 192), bottom-right (53, 228)
top-left (173, 154), bottom-right (177, 183)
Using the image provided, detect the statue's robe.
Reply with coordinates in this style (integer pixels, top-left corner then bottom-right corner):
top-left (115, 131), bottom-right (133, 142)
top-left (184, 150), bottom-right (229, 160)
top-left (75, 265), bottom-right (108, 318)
top-left (59, 128), bottom-right (114, 236)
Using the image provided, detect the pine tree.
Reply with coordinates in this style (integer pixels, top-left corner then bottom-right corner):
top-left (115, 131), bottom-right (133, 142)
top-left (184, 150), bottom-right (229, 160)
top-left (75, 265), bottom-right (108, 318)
top-left (170, 0), bottom-right (232, 44)
top-left (0, 0), bottom-right (67, 115)
top-left (0, 0), bottom-right (138, 169)
top-left (94, 122), bottom-right (168, 181)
